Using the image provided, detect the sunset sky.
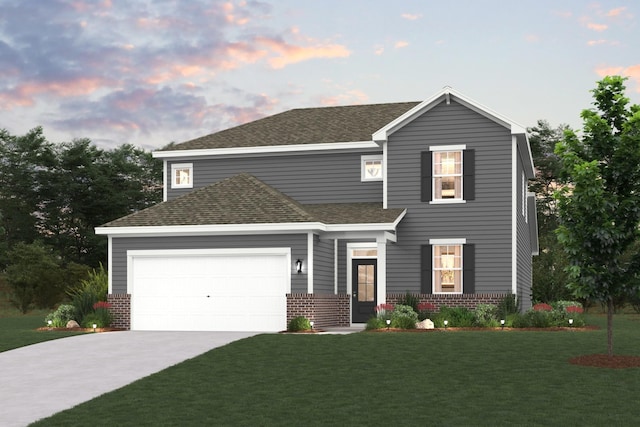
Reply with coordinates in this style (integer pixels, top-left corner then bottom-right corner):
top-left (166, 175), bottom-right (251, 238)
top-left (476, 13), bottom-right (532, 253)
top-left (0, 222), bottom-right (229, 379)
top-left (1, 0), bottom-right (639, 150)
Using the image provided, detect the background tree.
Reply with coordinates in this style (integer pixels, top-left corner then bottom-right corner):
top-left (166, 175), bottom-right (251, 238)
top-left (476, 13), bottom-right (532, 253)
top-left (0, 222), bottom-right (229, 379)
top-left (555, 76), bottom-right (640, 356)
top-left (528, 121), bottom-right (572, 303)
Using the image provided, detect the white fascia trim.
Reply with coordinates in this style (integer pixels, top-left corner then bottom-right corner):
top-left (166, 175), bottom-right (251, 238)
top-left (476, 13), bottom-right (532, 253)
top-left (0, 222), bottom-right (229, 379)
top-left (512, 135), bottom-right (518, 295)
top-left (324, 222), bottom-right (402, 232)
top-left (429, 238), bottom-right (467, 245)
top-left (153, 141), bottom-right (379, 159)
top-left (96, 222), bottom-right (326, 237)
top-left (372, 87), bottom-right (527, 142)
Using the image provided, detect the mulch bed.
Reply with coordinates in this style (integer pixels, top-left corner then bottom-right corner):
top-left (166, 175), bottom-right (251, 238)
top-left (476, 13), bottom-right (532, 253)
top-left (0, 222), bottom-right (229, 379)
top-left (36, 327), bottom-right (125, 333)
top-left (367, 326), bottom-right (599, 332)
top-left (569, 354), bottom-right (640, 369)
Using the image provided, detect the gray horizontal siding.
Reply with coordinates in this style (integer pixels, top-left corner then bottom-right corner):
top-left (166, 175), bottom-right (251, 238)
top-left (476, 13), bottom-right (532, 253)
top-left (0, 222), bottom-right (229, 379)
top-left (111, 234), bottom-right (307, 294)
top-left (313, 236), bottom-right (335, 293)
top-left (167, 151), bottom-right (382, 204)
top-left (386, 100), bottom-right (513, 294)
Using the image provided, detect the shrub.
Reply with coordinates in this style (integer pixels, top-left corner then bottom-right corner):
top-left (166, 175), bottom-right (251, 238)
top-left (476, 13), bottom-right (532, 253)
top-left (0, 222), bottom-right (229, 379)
top-left (533, 303), bottom-right (553, 312)
top-left (392, 316), bottom-right (416, 329)
top-left (82, 312), bottom-right (108, 329)
top-left (366, 317), bottom-right (386, 330)
top-left (439, 306), bottom-right (475, 327)
top-left (497, 294), bottom-right (519, 318)
top-left (474, 304), bottom-right (499, 327)
top-left (287, 316), bottom-right (311, 332)
top-left (391, 304), bottom-right (418, 323)
top-left (551, 300), bottom-right (583, 312)
top-left (417, 302), bottom-right (437, 321)
top-left (67, 263), bottom-right (108, 325)
top-left (513, 309), bottom-right (553, 328)
top-left (397, 292), bottom-right (420, 313)
top-left (375, 303), bottom-right (394, 321)
top-left (45, 304), bottom-right (77, 328)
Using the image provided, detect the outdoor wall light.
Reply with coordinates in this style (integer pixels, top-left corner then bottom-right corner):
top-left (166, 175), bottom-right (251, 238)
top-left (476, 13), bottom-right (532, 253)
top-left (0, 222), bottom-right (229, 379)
top-left (296, 259), bottom-right (303, 274)
top-left (444, 320), bottom-right (448, 329)
top-left (500, 319), bottom-right (505, 330)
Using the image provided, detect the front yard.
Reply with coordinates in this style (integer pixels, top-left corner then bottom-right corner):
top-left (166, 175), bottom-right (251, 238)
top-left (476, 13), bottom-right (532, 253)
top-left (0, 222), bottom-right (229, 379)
top-left (31, 313), bottom-right (640, 426)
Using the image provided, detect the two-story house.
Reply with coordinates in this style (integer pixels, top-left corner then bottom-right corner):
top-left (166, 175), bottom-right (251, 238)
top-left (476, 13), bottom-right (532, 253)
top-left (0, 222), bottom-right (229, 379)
top-left (96, 87), bottom-right (538, 332)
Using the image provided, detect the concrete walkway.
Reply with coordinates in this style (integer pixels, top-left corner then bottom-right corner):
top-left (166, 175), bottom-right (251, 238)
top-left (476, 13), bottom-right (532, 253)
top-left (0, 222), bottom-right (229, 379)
top-left (0, 331), bottom-right (257, 427)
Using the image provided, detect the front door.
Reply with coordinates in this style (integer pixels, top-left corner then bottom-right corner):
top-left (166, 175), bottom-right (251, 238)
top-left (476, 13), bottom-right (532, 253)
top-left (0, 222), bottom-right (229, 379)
top-left (352, 259), bottom-right (377, 323)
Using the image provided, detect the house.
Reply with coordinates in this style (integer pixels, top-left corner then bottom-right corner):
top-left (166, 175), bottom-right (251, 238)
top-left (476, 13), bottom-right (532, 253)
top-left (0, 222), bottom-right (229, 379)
top-left (95, 87), bottom-right (538, 332)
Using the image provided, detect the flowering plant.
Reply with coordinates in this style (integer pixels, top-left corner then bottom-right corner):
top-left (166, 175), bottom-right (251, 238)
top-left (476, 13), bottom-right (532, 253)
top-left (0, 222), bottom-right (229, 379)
top-left (93, 301), bottom-right (112, 310)
top-left (566, 305), bottom-right (584, 314)
top-left (533, 303), bottom-right (552, 312)
top-left (375, 303), bottom-right (394, 320)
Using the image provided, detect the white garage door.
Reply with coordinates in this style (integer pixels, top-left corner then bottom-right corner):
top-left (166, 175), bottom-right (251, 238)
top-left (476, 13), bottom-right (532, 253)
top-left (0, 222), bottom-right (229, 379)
top-left (129, 249), bottom-right (290, 332)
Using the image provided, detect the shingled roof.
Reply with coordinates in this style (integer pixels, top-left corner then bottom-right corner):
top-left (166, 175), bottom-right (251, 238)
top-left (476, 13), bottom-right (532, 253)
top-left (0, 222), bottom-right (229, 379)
top-left (101, 173), bottom-right (405, 228)
top-left (159, 102), bottom-right (420, 151)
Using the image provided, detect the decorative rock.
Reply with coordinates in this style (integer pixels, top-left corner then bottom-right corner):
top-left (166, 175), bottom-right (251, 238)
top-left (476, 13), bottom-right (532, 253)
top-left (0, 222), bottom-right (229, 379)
top-left (416, 319), bottom-right (434, 329)
top-left (66, 320), bottom-right (80, 328)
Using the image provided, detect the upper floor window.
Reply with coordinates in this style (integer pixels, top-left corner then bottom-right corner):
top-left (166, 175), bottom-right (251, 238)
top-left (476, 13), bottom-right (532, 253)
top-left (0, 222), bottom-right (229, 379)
top-left (361, 155), bottom-right (383, 182)
top-left (433, 150), bottom-right (462, 200)
top-left (171, 163), bottom-right (193, 189)
top-left (422, 145), bottom-right (473, 203)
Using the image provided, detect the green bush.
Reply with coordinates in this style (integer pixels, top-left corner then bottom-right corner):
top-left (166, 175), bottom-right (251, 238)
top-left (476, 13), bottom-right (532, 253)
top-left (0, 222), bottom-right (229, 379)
top-left (366, 317), bottom-right (386, 330)
top-left (391, 304), bottom-right (418, 323)
top-left (287, 316), bottom-right (311, 332)
top-left (67, 263), bottom-right (108, 325)
top-left (551, 300), bottom-right (583, 312)
top-left (397, 292), bottom-right (419, 313)
top-left (392, 316), bottom-right (416, 329)
top-left (81, 311), bottom-right (111, 328)
top-left (439, 306), bottom-right (475, 327)
top-left (497, 294), bottom-right (520, 318)
top-left (45, 304), bottom-right (77, 327)
top-left (473, 304), bottom-right (498, 327)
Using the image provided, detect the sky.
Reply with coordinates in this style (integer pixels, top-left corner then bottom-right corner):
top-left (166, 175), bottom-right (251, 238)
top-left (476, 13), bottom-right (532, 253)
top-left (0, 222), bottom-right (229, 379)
top-left (1, 0), bottom-right (639, 150)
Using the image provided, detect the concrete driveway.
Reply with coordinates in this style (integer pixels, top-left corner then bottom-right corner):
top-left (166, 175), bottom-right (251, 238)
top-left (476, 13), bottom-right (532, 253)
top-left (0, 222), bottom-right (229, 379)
top-left (0, 331), bottom-right (258, 427)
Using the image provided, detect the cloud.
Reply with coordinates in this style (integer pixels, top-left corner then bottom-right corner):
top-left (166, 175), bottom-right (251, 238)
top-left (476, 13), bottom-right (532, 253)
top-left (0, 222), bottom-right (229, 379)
top-left (394, 41), bottom-right (409, 49)
top-left (374, 45), bottom-right (384, 55)
top-left (401, 13), bottom-right (421, 21)
top-left (319, 89), bottom-right (369, 106)
top-left (524, 34), bottom-right (540, 43)
top-left (595, 64), bottom-right (640, 92)
top-left (587, 39), bottom-right (607, 46)
top-left (587, 22), bottom-right (608, 31)
top-left (606, 7), bottom-right (627, 17)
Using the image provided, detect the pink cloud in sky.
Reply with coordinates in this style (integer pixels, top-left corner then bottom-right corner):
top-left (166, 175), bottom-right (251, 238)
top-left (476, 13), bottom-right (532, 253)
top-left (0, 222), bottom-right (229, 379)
top-left (587, 22), bottom-right (608, 31)
top-left (595, 64), bottom-right (640, 92)
top-left (255, 34), bottom-right (350, 69)
top-left (587, 39), bottom-right (607, 46)
top-left (606, 7), bottom-right (627, 17)
top-left (395, 41), bottom-right (409, 48)
top-left (1, 77), bottom-right (114, 109)
top-left (401, 13), bottom-right (421, 20)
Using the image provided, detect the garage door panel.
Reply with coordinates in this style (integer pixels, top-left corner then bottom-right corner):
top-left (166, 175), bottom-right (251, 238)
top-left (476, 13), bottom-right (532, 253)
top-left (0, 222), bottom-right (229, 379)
top-left (130, 250), bottom-right (289, 332)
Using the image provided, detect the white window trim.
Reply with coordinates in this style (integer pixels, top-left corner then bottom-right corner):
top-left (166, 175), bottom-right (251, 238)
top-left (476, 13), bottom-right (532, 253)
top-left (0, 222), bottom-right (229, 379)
top-left (429, 144), bottom-right (466, 204)
top-left (171, 163), bottom-right (193, 189)
top-left (429, 238), bottom-right (466, 295)
top-left (361, 154), bottom-right (383, 182)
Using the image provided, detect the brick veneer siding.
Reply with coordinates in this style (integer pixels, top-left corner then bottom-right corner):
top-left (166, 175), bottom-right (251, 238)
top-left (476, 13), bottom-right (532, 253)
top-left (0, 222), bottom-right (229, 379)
top-left (386, 293), bottom-right (509, 311)
top-left (107, 294), bottom-right (131, 330)
top-left (287, 293), bottom-right (350, 328)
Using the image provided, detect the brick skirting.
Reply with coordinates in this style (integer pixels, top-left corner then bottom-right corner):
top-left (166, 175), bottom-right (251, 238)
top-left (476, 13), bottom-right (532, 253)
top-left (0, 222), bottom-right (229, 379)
top-left (386, 293), bottom-right (510, 311)
top-left (286, 293), bottom-right (350, 328)
top-left (107, 294), bottom-right (131, 330)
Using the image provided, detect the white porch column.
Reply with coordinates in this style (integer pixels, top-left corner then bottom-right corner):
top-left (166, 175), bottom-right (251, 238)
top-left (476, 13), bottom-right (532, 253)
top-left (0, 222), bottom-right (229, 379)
top-left (376, 238), bottom-right (386, 305)
top-left (307, 232), bottom-right (314, 294)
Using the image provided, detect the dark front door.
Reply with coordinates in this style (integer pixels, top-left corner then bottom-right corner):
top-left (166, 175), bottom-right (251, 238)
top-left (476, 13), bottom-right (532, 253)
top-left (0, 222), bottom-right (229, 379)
top-left (352, 259), bottom-right (377, 323)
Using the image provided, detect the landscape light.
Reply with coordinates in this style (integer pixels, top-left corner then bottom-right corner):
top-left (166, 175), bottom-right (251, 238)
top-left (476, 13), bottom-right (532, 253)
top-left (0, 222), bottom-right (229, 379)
top-left (386, 319), bottom-right (391, 330)
top-left (444, 320), bottom-right (448, 329)
top-left (92, 323), bottom-right (97, 332)
top-left (500, 319), bottom-right (505, 330)
top-left (309, 321), bottom-right (314, 329)
top-left (569, 319), bottom-right (574, 327)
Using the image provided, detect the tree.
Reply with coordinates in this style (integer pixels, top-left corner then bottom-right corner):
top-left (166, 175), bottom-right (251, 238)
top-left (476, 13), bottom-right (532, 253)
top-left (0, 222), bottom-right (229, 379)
top-left (528, 121), bottom-right (572, 303)
top-left (555, 76), bottom-right (640, 356)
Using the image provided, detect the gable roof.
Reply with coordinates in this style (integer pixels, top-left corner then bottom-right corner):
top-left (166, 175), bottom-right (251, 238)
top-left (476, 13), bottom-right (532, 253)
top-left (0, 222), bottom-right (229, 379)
top-left (157, 102), bottom-right (420, 151)
top-left (99, 173), bottom-right (406, 230)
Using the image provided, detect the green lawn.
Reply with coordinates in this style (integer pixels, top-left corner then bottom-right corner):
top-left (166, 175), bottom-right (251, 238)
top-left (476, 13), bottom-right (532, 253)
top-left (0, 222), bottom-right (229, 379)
top-left (0, 315), bottom-right (86, 353)
top-left (32, 314), bottom-right (640, 426)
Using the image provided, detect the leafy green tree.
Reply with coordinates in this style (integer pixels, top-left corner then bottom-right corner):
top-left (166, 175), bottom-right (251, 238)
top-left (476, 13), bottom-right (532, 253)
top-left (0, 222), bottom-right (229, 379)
top-left (555, 76), bottom-right (640, 356)
top-left (528, 121), bottom-right (572, 303)
top-left (5, 242), bottom-right (64, 313)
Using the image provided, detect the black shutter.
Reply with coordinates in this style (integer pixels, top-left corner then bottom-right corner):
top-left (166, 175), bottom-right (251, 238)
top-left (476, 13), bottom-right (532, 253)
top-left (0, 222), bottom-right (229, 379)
top-left (463, 244), bottom-right (475, 294)
top-left (421, 244), bottom-right (432, 294)
top-left (463, 149), bottom-right (475, 201)
top-left (421, 151), bottom-right (432, 202)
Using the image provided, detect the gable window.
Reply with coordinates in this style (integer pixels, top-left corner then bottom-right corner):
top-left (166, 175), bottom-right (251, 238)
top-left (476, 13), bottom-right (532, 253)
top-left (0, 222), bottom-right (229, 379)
top-left (422, 145), bottom-right (474, 203)
top-left (361, 155), bottom-right (383, 182)
top-left (171, 163), bottom-right (193, 189)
